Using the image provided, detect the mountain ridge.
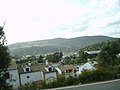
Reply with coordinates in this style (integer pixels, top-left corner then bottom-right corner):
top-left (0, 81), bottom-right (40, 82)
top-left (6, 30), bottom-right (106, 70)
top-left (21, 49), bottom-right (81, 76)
top-left (8, 35), bottom-right (115, 56)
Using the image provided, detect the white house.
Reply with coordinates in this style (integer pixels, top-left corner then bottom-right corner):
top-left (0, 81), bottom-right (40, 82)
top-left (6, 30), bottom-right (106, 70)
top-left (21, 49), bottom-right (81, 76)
top-left (6, 61), bottom-right (20, 89)
top-left (76, 60), bottom-right (98, 75)
top-left (55, 65), bottom-right (77, 77)
top-left (18, 62), bottom-right (57, 85)
top-left (7, 61), bottom-right (57, 89)
top-left (18, 64), bottom-right (43, 85)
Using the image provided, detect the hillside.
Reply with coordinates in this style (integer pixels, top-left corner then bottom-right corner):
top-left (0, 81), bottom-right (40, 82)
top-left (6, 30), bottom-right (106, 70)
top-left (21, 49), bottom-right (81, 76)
top-left (8, 36), bottom-right (115, 57)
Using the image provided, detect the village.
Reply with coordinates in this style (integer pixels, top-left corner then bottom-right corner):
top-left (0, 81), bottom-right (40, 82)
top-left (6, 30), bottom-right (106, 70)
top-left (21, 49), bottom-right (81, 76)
top-left (7, 50), bottom-right (100, 89)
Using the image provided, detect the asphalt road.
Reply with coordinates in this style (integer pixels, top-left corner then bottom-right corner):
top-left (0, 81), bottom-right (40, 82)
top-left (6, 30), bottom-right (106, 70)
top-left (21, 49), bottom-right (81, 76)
top-left (48, 79), bottom-right (120, 90)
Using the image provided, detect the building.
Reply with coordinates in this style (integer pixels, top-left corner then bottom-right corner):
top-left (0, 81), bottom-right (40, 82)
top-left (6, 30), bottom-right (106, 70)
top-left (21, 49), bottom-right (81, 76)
top-left (18, 62), bottom-right (57, 85)
top-left (7, 61), bottom-right (57, 89)
top-left (55, 65), bottom-right (77, 77)
top-left (6, 61), bottom-right (20, 89)
top-left (84, 50), bottom-right (100, 54)
top-left (76, 60), bottom-right (98, 75)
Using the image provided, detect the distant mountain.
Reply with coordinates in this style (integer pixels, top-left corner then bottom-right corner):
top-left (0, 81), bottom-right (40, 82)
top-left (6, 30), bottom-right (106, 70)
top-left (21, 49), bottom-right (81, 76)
top-left (8, 36), bottom-right (115, 57)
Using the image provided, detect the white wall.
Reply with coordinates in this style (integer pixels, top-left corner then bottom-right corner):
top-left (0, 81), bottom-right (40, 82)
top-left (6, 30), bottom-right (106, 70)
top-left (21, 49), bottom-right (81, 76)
top-left (7, 69), bottom-right (19, 89)
top-left (76, 62), bottom-right (95, 75)
top-left (55, 67), bottom-right (62, 74)
top-left (44, 72), bottom-right (57, 83)
top-left (20, 71), bottom-right (44, 85)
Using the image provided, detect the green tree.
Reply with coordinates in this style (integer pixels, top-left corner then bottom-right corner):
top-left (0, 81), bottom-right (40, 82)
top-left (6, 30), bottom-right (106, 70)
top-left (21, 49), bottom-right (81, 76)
top-left (27, 55), bottom-right (36, 61)
top-left (46, 52), bottom-right (63, 63)
top-left (46, 54), bottom-right (54, 62)
top-left (98, 40), bottom-right (120, 67)
top-left (38, 55), bottom-right (43, 63)
top-left (79, 50), bottom-right (88, 63)
top-left (53, 52), bottom-right (63, 62)
top-left (0, 26), bottom-right (11, 89)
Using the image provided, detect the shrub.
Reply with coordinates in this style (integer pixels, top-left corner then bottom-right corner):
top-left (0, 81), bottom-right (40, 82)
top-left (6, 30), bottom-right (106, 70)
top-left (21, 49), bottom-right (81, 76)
top-left (78, 67), bottom-right (117, 84)
top-left (64, 76), bottom-right (78, 85)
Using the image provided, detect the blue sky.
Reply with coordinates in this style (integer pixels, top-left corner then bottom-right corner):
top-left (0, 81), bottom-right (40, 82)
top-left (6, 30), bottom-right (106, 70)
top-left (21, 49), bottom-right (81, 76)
top-left (0, 0), bottom-right (120, 44)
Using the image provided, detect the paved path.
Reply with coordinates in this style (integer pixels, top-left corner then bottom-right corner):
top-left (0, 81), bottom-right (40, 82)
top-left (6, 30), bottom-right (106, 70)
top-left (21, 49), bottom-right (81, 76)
top-left (47, 79), bottom-right (120, 90)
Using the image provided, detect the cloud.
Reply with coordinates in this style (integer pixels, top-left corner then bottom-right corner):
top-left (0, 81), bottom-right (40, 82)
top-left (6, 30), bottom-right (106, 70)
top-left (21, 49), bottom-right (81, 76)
top-left (103, 12), bottom-right (120, 27)
top-left (55, 0), bottom-right (120, 34)
top-left (107, 20), bottom-right (120, 26)
top-left (0, 0), bottom-right (120, 44)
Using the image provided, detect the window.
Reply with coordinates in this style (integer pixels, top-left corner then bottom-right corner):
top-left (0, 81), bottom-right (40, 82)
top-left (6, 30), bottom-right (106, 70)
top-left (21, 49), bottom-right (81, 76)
top-left (66, 70), bottom-right (69, 73)
top-left (62, 72), bottom-right (65, 74)
top-left (69, 69), bottom-right (72, 73)
top-left (27, 76), bottom-right (30, 79)
top-left (49, 67), bottom-right (52, 71)
top-left (74, 69), bottom-right (77, 73)
top-left (26, 68), bottom-right (30, 72)
top-left (48, 67), bottom-right (52, 71)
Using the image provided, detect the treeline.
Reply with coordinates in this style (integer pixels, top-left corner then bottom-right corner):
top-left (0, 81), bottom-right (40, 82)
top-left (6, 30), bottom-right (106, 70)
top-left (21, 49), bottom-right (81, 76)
top-left (62, 39), bottom-right (120, 64)
top-left (16, 52), bottom-right (63, 65)
top-left (77, 39), bottom-right (120, 63)
top-left (46, 52), bottom-right (63, 62)
top-left (10, 46), bottom-right (69, 57)
top-left (98, 39), bottom-right (120, 67)
top-left (80, 39), bottom-right (119, 51)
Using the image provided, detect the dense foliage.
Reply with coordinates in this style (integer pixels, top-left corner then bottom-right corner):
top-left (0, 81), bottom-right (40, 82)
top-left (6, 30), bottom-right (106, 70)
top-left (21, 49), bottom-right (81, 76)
top-left (79, 68), bottom-right (117, 84)
top-left (98, 40), bottom-right (120, 67)
top-left (46, 52), bottom-right (63, 62)
top-left (81, 42), bottom-right (107, 51)
top-left (38, 55), bottom-right (44, 63)
top-left (0, 26), bottom-right (11, 90)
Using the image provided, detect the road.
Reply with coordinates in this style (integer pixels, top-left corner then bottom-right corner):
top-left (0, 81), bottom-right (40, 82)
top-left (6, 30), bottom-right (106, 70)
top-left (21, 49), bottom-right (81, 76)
top-left (48, 79), bottom-right (120, 90)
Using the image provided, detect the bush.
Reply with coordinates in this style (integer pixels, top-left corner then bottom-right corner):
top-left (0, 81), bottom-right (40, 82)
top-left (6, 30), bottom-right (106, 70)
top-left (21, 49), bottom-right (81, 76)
top-left (78, 67), bottom-right (118, 84)
top-left (18, 80), bottom-right (46, 90)
top-left (46, 75), bottom-right (79, 89)
top-left (64, 76), bottom-right (78, 85)
top-left (46, 80), bottom-right (58, 88)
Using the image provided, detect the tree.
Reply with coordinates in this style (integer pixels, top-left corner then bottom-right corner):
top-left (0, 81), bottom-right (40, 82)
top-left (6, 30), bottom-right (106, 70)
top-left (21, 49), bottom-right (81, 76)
top-left (46, 54), bottom-right (54, 62)
top-left (98, 40), bottom-right (120, 67)
top-left (27, 55), bottom-right (36, 61)
top-left (38, 55), bottom-right (43, 63)
top-left (0, 26), bottom-right (11, 89)
top-left (53, 52), bottom-right (63, 62)
top-left (46, 52), bottom-right (63, 63)
top-left (78, 50), bottom-right (88, 63)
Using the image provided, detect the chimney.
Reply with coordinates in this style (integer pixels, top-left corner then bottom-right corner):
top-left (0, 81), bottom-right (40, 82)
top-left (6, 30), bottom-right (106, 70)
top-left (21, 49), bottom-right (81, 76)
top-left (45, 60), bottom-right (49, 65)
top-left (28, 61), bottom-right (31, 66)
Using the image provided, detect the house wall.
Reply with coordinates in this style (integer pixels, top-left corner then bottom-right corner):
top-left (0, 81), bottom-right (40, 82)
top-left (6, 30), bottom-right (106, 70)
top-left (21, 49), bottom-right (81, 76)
top-left (7, 69), bottom-right (19, 89)
top-left (20, 71), bottom-right (44, 85)
top-left (44, 72), bottom-right (57, 83)
top-left (76, 62), bottom-right (95, 75)
top-left (55, 67), bottom-right (62, 74)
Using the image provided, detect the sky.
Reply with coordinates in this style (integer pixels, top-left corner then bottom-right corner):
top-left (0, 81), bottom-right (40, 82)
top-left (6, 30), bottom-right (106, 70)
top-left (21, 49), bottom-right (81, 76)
top-left (0, 0), bottom-right (120, 44)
